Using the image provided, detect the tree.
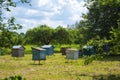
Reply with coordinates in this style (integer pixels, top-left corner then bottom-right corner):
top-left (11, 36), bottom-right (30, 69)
top-left (25, 25), bottom-right (54, 45)
top-left (53, 26), bottom-right (71, 45)
top-left (110, 19), bottom-right (120, 54)
top-left (25, 29), bottom-right (35, 44)
top-left (67, 29), bottom-right (77, 44)
top-left (36, 25), bottom-right (54, 45)
top-left (11, 32), bottom-right (25, 45)
top-left (0, 0), bottom-right (30, 48)
top-left (80, 0), bottom-right (120, 39)
top-left (74, 27), bottom-right (90, 44)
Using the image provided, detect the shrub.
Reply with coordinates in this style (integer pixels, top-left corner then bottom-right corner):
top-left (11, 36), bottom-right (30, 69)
top-left (0, 48), bottom-right (11, 55)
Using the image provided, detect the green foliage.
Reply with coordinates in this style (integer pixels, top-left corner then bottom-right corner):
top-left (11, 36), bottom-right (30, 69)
top-left (21, 0), bottom-right (30, 3)
top-left (25, 25), bottom-right (54, 45)
top-left (75, 28), bottom-right (89, 44)
top-left (80, 0), bottom-right (120, 39)
top-left (83, 36), bottom-right (111, 65)
top-left (0, 0), bottom-right (29, 48)
top-left (93, 74), bottom-right (120, 80)
top-left (53, 26), bottom-right (71, 45)
top-left (67, 29), bottom-right (78, 44)
top-left (3, 75), bottom-right (26, 80)
top-left (84, 54), bottom-right (104, 65)
top-left (0, 48), bottom-right (11, 55)
top-left (79, 0), bottom-right (120, 55)
top-left (25, 25), bottom-right (77, 45)
top-left (0, 31), bottom-right (25, 48)
top-left (87, 36), bottom-right (110, 54)
top-left (109, 19), bottom-right (120, 54)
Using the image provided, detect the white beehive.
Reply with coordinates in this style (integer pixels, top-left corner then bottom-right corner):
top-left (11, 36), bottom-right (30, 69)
top-left (66, 49), bottom-right (79, 60)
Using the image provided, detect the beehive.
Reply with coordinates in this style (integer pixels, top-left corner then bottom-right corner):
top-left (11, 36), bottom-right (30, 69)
top-left (12, 45), bottom-right (24, 57)
top-left (32, 47), bottom-right (46, 61)
top-left (41, 45), bottom-right (54, 55)
top-left (66, 49), bottom-right (79, 60)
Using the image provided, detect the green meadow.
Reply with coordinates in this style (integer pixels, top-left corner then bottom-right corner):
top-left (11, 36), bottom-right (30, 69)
top-left (1, 0), bottom-right (120, 80)
top-left (0, 53), bottom-right (120, 80)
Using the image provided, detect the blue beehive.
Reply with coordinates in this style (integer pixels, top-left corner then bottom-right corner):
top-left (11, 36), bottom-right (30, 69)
top-left (83, 46), bottom-right (95, 55)
top-left (41, 45), bottom-right (54, 55)
top-left (31, 47), bottom-right (47, 64)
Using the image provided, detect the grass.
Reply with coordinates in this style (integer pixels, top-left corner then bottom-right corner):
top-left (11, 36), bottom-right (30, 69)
top-left (0, 53), bottom-right (120, 80)
top-left (24, 45), bottom-right (38, 54)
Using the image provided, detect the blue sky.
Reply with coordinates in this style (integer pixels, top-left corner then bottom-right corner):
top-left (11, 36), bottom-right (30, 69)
top-left (5, 0), bottom-right (88, 33)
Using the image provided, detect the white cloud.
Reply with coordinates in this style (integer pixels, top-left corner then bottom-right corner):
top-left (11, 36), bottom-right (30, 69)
top-left (52, 6), bottom-right (62, 14)
top-left (4, 0), bottom-right (88, 33)
top-left (68, 0), bottom-right (87, 14)
top-left (15, 18), bottom-right (40, 33)
top-left (25, 9), bottom-right (39, 15)
top-left (58, 0), bottom-right (67, 5)
top-left (18, 18), bottom-right (39, 28)
top-left (40, 18), bottom-right (65, 27)
top-left (16, 17), bottom-right (66, 33)
top-left (37, 0), bottom-right (52, 7)
top-left (70, 14), bottom-right (81, 21)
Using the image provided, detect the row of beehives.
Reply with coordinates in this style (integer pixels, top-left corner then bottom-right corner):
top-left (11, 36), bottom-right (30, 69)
top-left (60, 46), bottom-right (95, 59)
top-left (12, 45), bottom-right (81, 60)
top-left (12, 45), bottom-right (95, 63)
top-left (12, 45), bottom-right (54, 58)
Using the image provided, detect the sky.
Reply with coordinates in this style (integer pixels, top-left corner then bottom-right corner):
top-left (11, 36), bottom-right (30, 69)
top-left (5, 0), bottom-right (88, 33)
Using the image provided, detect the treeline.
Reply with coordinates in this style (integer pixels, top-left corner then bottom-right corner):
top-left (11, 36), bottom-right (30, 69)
top-left (0, 0), bottom-right (120, 54)
top-left (25, 25), bottom-right (86, 45)
top-left (0, 24), bottom-right (88, 47)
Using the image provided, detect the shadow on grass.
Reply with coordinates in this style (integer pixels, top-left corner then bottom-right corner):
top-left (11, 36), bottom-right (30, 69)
top-left (29, 61), bottom-right (45, 65)
top-left (93, 74), bottom-right (120, 80)
top-left (100, 54), bottom-right (120, 61)
top-left (29, 63), bottom-right (44, 65)
top-left (75, 74), bottom-right (120, 80)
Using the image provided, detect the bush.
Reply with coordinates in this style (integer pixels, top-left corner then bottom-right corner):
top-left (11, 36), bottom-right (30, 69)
top-left (83, 54), bottom-right (104, 65)
top-left (82, 36), bottom-right (111, 65)
top-left (0, 48), bottom-right (11, 55)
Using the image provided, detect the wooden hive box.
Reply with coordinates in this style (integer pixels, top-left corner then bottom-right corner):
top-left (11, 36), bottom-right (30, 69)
top-left (12, 45), bottom-right (24, 57)
top-left (41, 45), bottom-right (54, 55)
top-left (66, 49), bottom-right (79, 60)
top-left (31, 47), bottom-right (47, 61)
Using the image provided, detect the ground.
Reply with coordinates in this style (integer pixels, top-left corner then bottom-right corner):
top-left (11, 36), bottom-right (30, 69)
top-left (0, 54), bottom-right (120, 80)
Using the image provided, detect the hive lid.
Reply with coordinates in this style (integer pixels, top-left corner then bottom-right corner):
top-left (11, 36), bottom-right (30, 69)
top-left (41, 45), bottom-right (53, 48)
top-left (83, 46), bottom-right (93, 49)
top-left (32, 47), bottom-right (46, 51)
top-left (66, 48), bottom-right (78, 51)
top-left (13, 45), bottom-right (23, 49)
